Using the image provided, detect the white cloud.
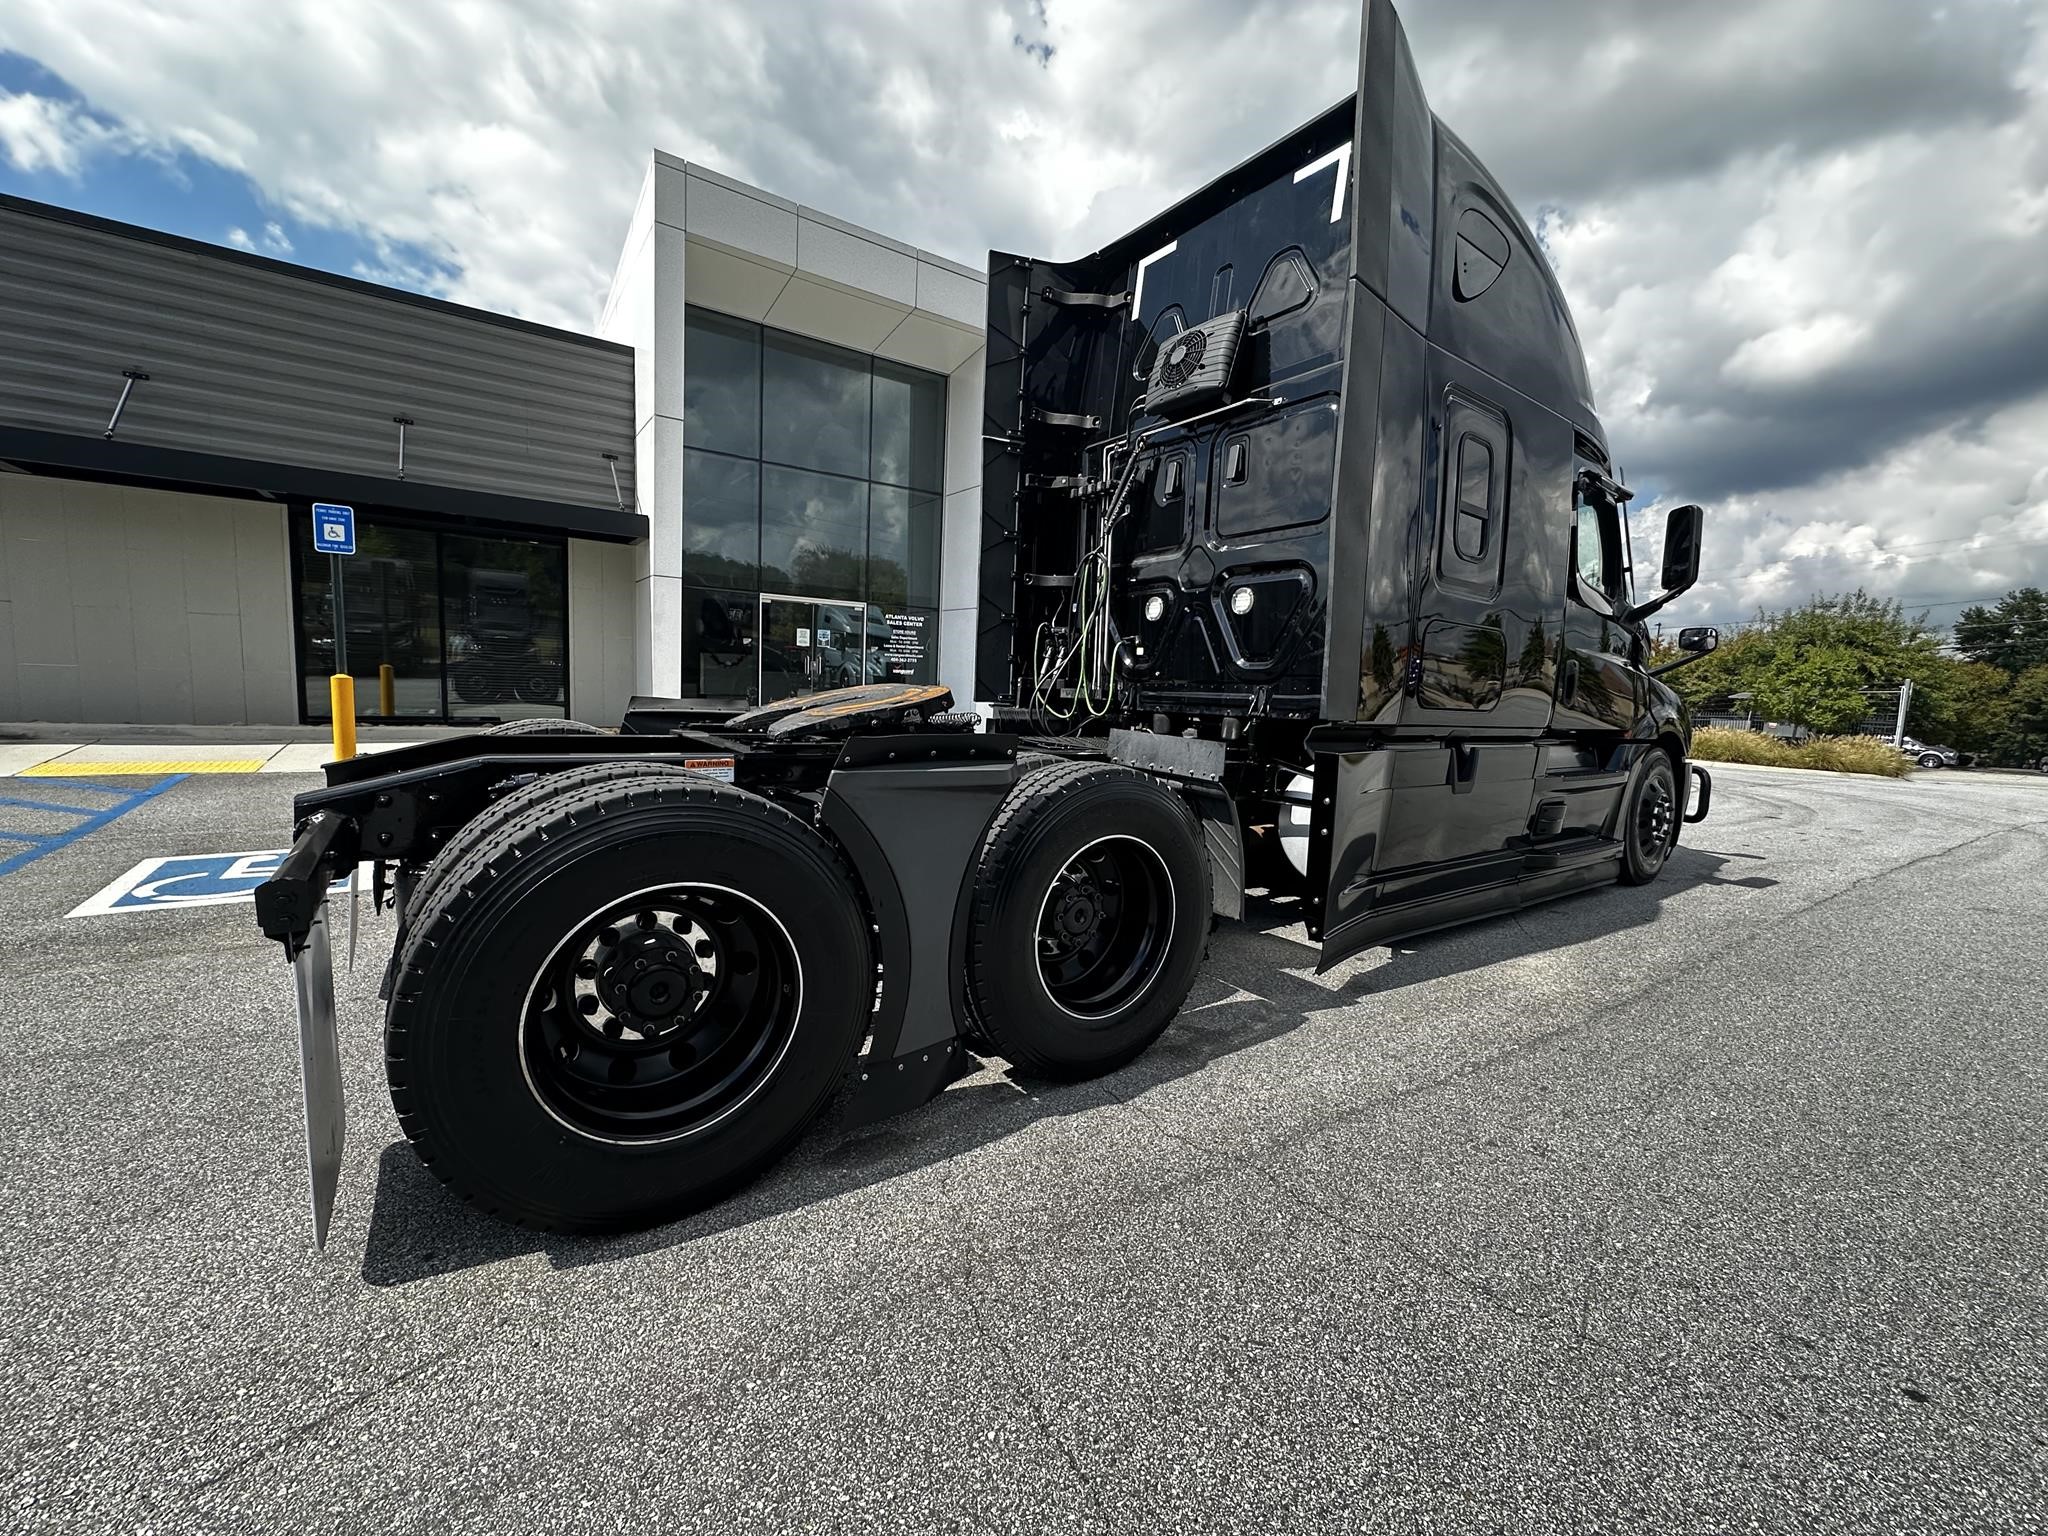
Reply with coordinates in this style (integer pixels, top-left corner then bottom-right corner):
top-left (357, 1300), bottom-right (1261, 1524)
top-left (0, 89), bottom-right (124, 176)
top-left (224, 225), bottom-right (254, 250)
top-left (1, 0), bottom-right (2044, 626)
top-left (0, 0), bottom-right (1363, 328)
top-left (1637, 390), bottom-right (2048, 630)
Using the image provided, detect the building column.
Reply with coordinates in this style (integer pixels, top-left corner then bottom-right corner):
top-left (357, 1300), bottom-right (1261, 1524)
top-left (601, 160), bottom-right (687, 700)
top-left (938, 348), bottom-right (985, 707)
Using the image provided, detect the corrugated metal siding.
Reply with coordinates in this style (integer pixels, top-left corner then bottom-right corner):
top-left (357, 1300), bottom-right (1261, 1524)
top-left (0, 202), bottom-right (635, 512)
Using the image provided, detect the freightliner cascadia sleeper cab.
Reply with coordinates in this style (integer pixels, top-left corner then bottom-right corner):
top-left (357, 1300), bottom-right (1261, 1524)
top-left (257, 0), bottom-right (1715, 1243)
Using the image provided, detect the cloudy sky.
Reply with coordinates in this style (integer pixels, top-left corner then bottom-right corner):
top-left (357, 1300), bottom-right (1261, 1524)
top-left (1, 0), bottom-right (2044, 634)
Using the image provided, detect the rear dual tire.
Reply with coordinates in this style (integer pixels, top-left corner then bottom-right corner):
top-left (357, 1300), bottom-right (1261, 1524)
top-left (385, 754), bottom-right (1214, 1231)
top-left (966, 762), bottom-right (1209, 1078)
top-left (482, 716), bottom-right (604, 737)
top-left (385, 775), bottom-right (868, 1232)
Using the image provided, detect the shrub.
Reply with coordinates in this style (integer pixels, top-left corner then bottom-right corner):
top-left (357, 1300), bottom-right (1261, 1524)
top-left (1797, 736), bottom-right (1913, 776)
top-left (1688, 725), bottom-right (1796, 766)
top-left (1688, 726), bottom-right (1910, 777)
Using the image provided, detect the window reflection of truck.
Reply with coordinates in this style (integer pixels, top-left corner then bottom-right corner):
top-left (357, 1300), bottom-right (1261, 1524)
top-left (818, 608), bottom-right (894, 689)
top-left (449, 569), bottom-right (559, 705)
top-left (310, 557), bottom-right (420, 669)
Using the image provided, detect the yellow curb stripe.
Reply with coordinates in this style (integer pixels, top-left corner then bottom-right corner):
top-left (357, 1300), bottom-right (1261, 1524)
top-left (20, 759), bottom-right (269, 776)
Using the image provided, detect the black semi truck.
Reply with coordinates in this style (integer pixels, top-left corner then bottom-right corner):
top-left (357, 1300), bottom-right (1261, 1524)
top-left (257, 0), bottom-right (1715, 1245)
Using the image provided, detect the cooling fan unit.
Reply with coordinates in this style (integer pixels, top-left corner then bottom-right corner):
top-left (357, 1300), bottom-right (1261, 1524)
top-left (1144, 309), bottom-right (1246, 418)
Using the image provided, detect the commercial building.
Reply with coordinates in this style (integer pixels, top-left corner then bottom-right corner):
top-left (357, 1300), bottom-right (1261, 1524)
top-left (0, 157), bottom-right (986, 727)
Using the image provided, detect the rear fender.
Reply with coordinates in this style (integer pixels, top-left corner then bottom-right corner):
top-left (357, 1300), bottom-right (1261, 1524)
top-left (819, 733), bottom-right (1021, 1126)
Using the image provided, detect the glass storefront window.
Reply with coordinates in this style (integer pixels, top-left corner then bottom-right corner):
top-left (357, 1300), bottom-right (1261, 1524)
top-left (443, 533), bottom-right (568, 720)
top-left (296, 524), bottom-right (439, 719)
top-left (680, 307), bottom-right (947, 700)
top-left (761, 465), bottom-right (866, 603)
top-left (762, 330), bottom-right (871, 479)
top-left (293, 510), bottom-right (567, 723)
top-left (684, 309), bottom-right (761, 457)
top-left (682, 450), bottom-right (759, 590)
top-left (871, 360), bottom-right (945, 491)
top-left (682, 588), bottom-right (758, 699)
top-left (870, 603), bottom-right (938, 685)
top-left (866, 486), bottom-right (942, 609)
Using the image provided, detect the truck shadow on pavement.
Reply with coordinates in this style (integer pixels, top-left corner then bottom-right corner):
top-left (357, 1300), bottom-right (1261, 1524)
top-left (359, 843), bottom-right (1771, 1287)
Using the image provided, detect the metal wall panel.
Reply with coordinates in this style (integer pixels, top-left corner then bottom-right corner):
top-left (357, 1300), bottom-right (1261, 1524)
top-left (0, 199), bottom-right (635, 515)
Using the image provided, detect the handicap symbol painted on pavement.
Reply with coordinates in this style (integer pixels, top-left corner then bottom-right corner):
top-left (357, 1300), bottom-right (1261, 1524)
top-left (68, 851), bottom-right (356, 918)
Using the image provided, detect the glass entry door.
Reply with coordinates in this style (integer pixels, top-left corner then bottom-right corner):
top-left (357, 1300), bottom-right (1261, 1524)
top-left (758, 596), bottom-right (868, 704)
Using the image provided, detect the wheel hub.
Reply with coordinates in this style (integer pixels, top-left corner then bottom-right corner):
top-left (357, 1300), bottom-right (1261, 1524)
top-left (576, 909), bottom-right (721, 1045)
top-left (523, 885), bottom-right (798, 1143)
top-left (1640, 780), bottom-right (1675, 851)
top-left (1054, 887), bottom-right (1100, 945)
top-left (1034, 837), bottom-right (1172, 1021)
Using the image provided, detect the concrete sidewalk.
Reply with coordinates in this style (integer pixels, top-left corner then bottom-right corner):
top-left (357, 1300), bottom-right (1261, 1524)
top-left (0, 718), bottom-right (482, 776)
top-left (0, 741), bottom-right (420, 776)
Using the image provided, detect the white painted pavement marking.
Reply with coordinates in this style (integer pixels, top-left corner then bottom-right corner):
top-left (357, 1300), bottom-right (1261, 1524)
top-left (67, 850), bottom-right (361, 917)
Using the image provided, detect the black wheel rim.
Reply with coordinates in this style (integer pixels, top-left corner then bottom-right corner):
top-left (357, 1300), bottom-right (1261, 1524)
top-left (520, 884), bottom-right (801, 1142)
top-left (1034, 836), bottom-right (1174, 1021)
top-left (1637, 770), bottom-right (1676, 867)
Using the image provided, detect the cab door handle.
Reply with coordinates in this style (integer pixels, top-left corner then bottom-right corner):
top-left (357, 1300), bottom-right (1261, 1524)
top-left (1449, 742), bottom-right (1479, 795)
top-left (1560, 659), bottom-right (1580, 707)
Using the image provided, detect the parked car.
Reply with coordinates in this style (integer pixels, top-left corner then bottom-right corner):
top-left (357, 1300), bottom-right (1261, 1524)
top-left (1899, 736), bottom-right (1960, 769)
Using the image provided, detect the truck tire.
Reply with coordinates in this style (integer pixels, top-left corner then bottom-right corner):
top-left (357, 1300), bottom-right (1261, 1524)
top-left (385, 774), bottom-right (869, 1232)
top-left (393, 759), bottom-right (697, 936)
top-left (966, 761), bottom-right (1208, 1078)
top-left (484, 717), bottom-right (605, 736)
top-left (954, 750), bottom-right (1060, 1058)
top-left (1618, 751), bottom-right (1679, 886)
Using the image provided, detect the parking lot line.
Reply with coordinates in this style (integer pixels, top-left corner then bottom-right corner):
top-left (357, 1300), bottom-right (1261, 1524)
top-left (0, 774), bottom-right (186, 879)
top-left (0, 791), bottom-right (105, 816)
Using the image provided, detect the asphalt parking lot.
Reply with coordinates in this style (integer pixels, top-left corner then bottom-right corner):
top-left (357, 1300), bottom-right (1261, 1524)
top-left (3, 764), bottom-right (2045, 1533)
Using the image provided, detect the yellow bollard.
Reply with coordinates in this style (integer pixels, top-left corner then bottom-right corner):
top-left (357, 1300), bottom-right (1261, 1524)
top-left (329, 674), bottom-right (357, 761)
top-left (379, 663), bottom-right (396, 718)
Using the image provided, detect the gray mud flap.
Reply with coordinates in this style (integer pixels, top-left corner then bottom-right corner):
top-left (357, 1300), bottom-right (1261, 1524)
top-left (291, 899), bottom-right (346, 1249)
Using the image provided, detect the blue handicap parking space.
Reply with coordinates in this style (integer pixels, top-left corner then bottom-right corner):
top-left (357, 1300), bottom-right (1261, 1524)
top-left (68, 847), bottom-right (355, 916)
top-left (0, 777), bottom-right (187, 881)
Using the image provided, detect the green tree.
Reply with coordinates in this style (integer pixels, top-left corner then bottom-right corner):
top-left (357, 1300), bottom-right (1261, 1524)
top-left (1667, 591), bottom-right (1947, 733)
top-left (1954, 588), bottom-right (2048, 675)
top-left (2006, 665), bottom-right (2048, 764)
top-left (1911, 658), bottom-right (2013, 757)
top-left (1750, 644), bottom-right (1872, 734)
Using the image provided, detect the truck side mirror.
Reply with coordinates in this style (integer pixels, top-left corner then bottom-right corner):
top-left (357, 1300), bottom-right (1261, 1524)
top-left (1651, 623), bottom-right (1722, 678)
top-left (1660, 504), bottom-right (1704, 595)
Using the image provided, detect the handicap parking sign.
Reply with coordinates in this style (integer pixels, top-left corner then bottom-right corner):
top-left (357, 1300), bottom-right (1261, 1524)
top-left (68, 851), bottom-right (353, 918)
top-left (312, 503), bottom-right (355, 555)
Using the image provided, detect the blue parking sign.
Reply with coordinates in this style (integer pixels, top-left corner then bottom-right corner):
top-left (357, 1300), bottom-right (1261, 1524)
top-left (312, 502), bottom-right (355, 555)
